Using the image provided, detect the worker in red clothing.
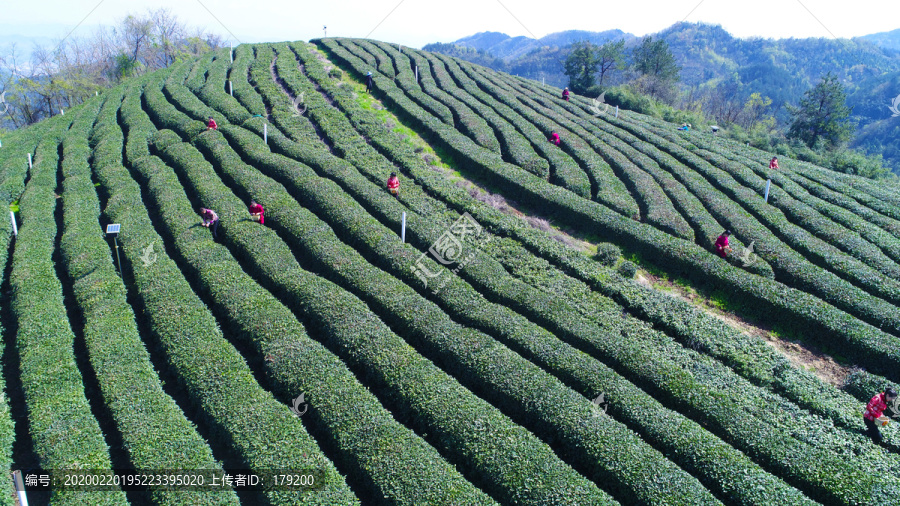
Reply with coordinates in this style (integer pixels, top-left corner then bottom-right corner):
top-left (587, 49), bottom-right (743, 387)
top-left (248, 200), bottom-right (265, 225)
top-left (387, 172), bottom-right (400, 197)
top-left (199, 208), bottom-right (220, 239)
top-left (562, 87), bottom-right (570, 101)
top-left (207, 116), bottom-right (218, 131)
top-left (549, 132), bottom-right (561, 146)
top-left (863, 387), bottom-right (897, 444)
top-left (714, 230), bottom-right (732, 258)
top-left (769, 157), bottom-right (779, 170)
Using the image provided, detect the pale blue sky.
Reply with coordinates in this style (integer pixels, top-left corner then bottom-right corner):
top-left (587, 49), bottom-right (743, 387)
top-left (1, 0), bottom-right (897, 50)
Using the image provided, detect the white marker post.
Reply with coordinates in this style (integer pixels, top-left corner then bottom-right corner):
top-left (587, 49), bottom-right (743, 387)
top-left (415, 66), bottom-right (418, 83)
top-left (229, 81), bottom-right (233, 96)
top-left (12, 470), bottom-right (27, 506)
top-left (107, 224), bottom-right (122, 277)
top-left (0, 138), bottom-right (3, 148)
top-left (9, 210), bottom-right (16, 237)
top-left (230, 41), bottom-right (234, 63)
top-left (615, 105), bottom-right (619, 118)
top-left (764, 179), bottom-right (772, 203)
top-left (60, 109), bottom-right (64, 116)
top-left (401, 212), bottom-right (406, 242)
top-left (27, 153), bottom-right (32, 169)
top-left (264, 124), bottom-right (268, 144)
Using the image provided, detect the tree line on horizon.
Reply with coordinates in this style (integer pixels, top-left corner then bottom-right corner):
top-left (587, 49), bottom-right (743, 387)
top-left (0, 9), bottom-right (223, 129)
top-left (560, 36), bottom-right (891, 179)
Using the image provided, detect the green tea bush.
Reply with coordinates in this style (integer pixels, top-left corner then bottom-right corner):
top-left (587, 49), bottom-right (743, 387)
top-left (10, 111), bottom-right (127, 506)
top-left (617, 260), bottom-right (638, 278)
top-left (146, 68), bottom-right (611, 506)
top-left (595, 242), bottom-right (621, 266)
top-left (69, 88), bottom-right (238, 506)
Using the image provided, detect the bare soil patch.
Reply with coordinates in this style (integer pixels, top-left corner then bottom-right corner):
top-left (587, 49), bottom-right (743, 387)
top-left (636, 271), bottom-right (851, 386)
top-left (457, 182), bottom-right (594, 253)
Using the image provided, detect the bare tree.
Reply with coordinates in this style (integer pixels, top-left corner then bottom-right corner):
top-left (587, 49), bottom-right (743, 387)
top-left (0, 9), bottom-right (223, 129)
top-left (149, 9), bottom-right (184, 69)
top-left (119, 13), bottom-right (153, 74)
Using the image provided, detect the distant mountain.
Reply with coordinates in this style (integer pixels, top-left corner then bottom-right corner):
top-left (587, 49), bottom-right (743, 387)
top-left (858, 28), bottom-right (900, 53)
top-left (658, 23), bottom-right (900, 114)
top-left (442, 24), bottom-right (900, 96)
top-left (452, 32), bottom-right (519, 56)
top-left (426, 22), bottom-right (900, 173)
top-left (450, 29), bottom-right (635, 61)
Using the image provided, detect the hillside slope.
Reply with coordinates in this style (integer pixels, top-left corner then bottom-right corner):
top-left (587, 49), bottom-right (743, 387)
top-left (0, 38), bottom-right (898, 505)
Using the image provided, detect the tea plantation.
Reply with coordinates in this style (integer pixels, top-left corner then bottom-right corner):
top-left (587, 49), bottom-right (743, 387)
top-left (0, 38), bottom-right (898, 505)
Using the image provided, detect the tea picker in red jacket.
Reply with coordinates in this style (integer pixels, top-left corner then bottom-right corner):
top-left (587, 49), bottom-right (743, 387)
top-left (207, 116), bottom-right (218, 130)
top-left (387, 172), bottom-right (400, 197)
top-left (562, 87), bottom-right (570, 101)
top-left (549, 132), bottom-right (561, 146)
top-left (248, 200), bottom-right (265, 225)
top-left (863, 387), bottom-right (898, 444)
top-left (769, 157), bottom-right (779, 170)
top-left (714, 230), bottom-right (732, 258)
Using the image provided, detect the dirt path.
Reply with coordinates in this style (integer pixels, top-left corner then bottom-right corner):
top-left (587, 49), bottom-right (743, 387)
top-left (463, 173), bottom-right (851, 387)
top-left (635, 271), bottom-right (851, 386)
top-left (455, 182), bottom-right (595, 254)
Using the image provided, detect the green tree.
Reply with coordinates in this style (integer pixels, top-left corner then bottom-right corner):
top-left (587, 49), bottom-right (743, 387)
top-left (740, 92), bottom-right (773, 130)
top-left (631, 36), bottom-right (680, 100)
top-left (113, 53), bottom-right (139, 80)
top-left (564, 41), bottom-right (600, 94)
top-left (787, 72), bottom-right (854, 148)
top-left (596, 40), bottom-right (626, 88)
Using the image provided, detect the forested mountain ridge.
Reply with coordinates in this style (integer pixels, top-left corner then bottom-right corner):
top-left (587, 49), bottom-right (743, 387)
top-left (451, 29), bottom-right (636, 60)
top-left (859, 27), bottom-right (900, 52)
top-left (425, 22), bottom-right (900, 173)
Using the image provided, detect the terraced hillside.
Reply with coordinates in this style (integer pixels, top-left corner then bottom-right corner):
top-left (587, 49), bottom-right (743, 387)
top-left (0, 37), bottom-right (898, 505)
